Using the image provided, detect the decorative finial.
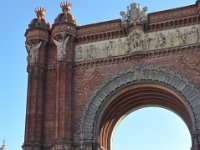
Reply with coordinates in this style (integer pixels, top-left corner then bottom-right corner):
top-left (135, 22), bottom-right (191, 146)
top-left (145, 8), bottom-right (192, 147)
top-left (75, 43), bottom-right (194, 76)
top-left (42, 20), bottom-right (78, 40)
top-left (60, 1), bottom-right (72, 14)
top-left (34, 7), bottom-right (46, 21)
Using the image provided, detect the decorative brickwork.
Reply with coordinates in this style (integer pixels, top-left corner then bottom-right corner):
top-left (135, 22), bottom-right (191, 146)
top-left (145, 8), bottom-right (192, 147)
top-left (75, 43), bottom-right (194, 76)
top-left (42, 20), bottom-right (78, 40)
top-left (24, 1), bottom-right (200, 150)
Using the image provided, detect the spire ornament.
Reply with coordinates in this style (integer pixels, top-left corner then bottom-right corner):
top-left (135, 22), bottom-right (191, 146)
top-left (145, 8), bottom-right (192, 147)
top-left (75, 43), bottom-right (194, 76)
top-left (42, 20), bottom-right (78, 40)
top-left (54, 1), bottom-right (76, 25)
top-left (34, 7), bottom-right (46, 22)
top-left (28, 7), bottom-right (50, 30)
top-left (60, 1), bottom-right (72, 13)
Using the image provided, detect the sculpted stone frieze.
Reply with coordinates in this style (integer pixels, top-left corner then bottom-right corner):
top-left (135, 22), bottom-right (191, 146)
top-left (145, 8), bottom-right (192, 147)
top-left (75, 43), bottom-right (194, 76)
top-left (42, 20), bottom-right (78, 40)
top-left (75, 24), bottom-right (200, 62)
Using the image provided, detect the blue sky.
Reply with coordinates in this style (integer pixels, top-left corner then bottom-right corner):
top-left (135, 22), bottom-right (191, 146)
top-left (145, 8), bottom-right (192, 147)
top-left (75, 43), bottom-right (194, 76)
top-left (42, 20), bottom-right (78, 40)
top-left (0, 0), bottom-right (195, 149)
top-left (112, 107), bottom-right (191, 150)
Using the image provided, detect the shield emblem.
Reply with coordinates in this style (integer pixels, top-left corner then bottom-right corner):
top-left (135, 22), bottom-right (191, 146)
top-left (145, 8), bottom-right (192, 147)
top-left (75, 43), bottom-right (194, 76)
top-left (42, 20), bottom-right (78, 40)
top-left (129, 3), bottom-right (140, 22)
top-left (130, 9), bottom-right (139, 21)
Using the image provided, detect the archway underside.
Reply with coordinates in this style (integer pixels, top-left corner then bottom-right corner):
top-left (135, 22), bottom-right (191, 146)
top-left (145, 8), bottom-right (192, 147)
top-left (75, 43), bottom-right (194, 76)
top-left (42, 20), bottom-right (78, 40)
top-left (98, 84), bottom-right (193, 150)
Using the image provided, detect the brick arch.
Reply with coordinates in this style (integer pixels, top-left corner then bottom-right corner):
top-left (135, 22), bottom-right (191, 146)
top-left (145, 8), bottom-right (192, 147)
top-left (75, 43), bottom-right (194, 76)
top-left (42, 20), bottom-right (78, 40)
top-left (80, 64), bottom-right (200, 149)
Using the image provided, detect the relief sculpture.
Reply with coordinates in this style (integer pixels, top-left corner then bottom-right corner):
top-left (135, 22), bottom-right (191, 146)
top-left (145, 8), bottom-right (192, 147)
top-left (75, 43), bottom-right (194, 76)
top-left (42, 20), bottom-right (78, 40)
top-left (26, 42), bottom-right (42, 65)
top-left (53, 33), bottom-right (69, 60)
top-left (75, 25), bottom-right (200, 62)
top-left (129, 30), bottom-right (143, 52)
top-left (155, 33), bottom-right (166, 49)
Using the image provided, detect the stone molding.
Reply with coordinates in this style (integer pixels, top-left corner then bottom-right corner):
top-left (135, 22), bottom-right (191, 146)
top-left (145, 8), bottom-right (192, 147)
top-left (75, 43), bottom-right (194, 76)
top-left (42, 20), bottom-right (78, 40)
top-left (80, 64), bottom-right (200, 142)
top-left (52, 23), bottom-right (76, 38)
top-left (25, 29), bottom-right (49, 42)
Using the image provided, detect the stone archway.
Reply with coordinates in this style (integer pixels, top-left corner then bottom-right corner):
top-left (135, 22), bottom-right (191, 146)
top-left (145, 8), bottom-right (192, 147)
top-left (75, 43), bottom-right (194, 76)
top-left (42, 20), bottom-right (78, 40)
top-left (80, 65), bottom-right (200, 150)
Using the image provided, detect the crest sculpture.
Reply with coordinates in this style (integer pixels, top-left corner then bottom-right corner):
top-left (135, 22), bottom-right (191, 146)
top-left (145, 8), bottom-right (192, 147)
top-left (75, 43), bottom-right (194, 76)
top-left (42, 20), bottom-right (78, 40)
top-left (120, 2), bottom-right (148, 25)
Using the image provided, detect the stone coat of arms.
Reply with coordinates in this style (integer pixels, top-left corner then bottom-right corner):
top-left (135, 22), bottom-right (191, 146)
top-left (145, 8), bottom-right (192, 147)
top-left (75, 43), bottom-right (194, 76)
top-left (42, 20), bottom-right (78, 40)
top-left (120, 2), bottom-right (148, 25)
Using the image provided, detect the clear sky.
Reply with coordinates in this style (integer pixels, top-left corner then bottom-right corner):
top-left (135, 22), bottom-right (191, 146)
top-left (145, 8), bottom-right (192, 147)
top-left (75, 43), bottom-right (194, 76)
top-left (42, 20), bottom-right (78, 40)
top-left (0, 0), bottom-right (196, 150)
top-left (112, 107), bottom-right (191, 150)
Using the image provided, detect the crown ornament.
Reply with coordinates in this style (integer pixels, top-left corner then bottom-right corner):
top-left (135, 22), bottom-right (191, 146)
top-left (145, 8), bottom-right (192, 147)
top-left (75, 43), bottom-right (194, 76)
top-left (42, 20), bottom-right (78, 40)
top-left (34, 7), bottom-right (46, 21)
top-left (60, 1), bottom-right (72, 13)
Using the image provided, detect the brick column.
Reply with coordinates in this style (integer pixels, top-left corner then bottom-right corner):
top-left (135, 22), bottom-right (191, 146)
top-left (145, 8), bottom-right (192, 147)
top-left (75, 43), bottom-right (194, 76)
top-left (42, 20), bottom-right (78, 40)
top-left (51, 24), bottom-right (76, 149)
top-left (23, 29), bottom-right (49, 150)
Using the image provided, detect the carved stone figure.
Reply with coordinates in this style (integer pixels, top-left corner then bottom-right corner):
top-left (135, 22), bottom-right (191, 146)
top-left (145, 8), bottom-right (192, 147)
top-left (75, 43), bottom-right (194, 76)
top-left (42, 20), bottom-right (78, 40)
top-left (120, 11), bottom-right (128, 25)
top-left (87, 45), bottom-right (94, 60)
top-left (155, 33), bottom-right (166, 49)
top-left (83, 45), bottom-right (89, 60)
top-left (138, 7), bottom-right (148, 23)
top-left (53, 35), bottom-right (69, 60)
top-left (76, 46), bottom-right (83, 61)
top-left (167, 32), bottom-right (174, 47)
top-left (104, 41), bottom-right (115, 57)
top-left (175, 29), bottom-right (186, 46)
top-left (189, 26), bottom-right (199, 43)
top-left (142, 34), bottom-right (151, 50)
top-left (129, 31), bottom-right (143, 51)
top-left (26, 42), bottom-right (42, 64)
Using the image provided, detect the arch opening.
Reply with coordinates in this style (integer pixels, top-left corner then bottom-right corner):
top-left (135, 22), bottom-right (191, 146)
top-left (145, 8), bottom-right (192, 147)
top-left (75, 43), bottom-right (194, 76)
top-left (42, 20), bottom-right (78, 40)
top-left (112, 107), bottom-right (192, 150)
top-left (96, 84), bottom-right (194, 150)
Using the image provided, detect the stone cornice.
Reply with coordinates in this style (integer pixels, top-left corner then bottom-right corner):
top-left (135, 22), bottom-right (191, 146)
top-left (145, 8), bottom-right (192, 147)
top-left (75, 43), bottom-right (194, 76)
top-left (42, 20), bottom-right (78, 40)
top-left (25, 29), bottom-right (50, 42)
top-left (51, 23), bottom-right (76, 38)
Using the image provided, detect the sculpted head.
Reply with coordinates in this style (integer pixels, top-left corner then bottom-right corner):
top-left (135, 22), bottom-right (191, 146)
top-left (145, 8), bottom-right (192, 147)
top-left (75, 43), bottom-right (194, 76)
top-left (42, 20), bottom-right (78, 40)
top-left (120, 11), bottom-right (126, 17)
top-left (143, 7), bottom-right (148, 12)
